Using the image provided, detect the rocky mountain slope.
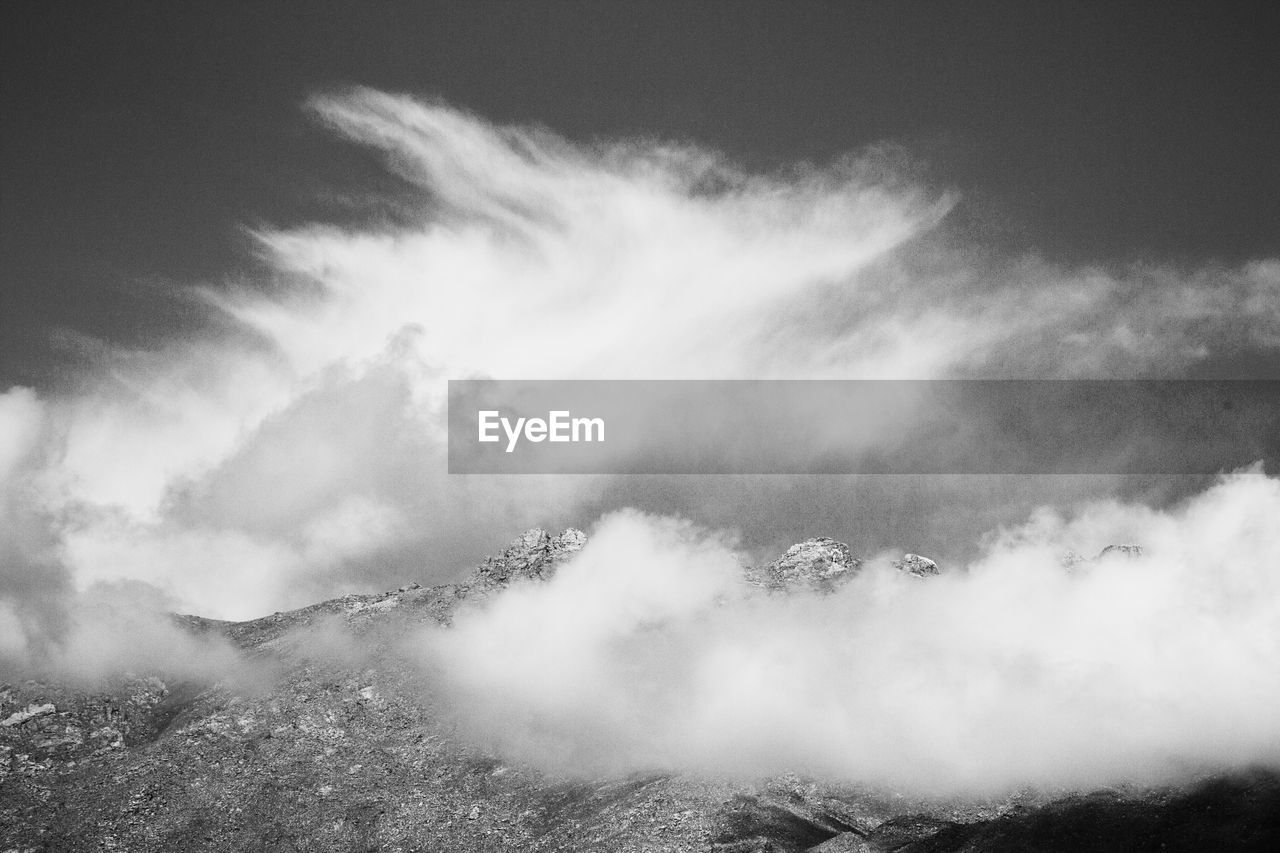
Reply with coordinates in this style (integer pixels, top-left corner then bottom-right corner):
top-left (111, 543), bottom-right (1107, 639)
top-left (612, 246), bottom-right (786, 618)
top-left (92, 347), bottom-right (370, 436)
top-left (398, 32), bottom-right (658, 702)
top-left (2, 529), bottom-right (1277, 852)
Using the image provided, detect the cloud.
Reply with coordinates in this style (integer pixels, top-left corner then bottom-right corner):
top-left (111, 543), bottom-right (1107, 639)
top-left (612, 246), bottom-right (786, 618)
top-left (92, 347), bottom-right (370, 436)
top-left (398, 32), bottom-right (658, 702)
top-left (0, 579), bottom-right (268, 688)
top-left (0, 387), bottom-right (69, 658)
top-left (1, 89), bottom-right (1278, 680)
top-left (423, 468), bottom-right (1280, 793)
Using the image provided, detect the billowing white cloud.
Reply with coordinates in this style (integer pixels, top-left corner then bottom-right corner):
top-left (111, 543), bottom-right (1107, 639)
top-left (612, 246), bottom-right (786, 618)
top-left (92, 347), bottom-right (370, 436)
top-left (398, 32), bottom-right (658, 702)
top-left (0, 387), bottom-right (44, 484)
top-left (425, 467), bottom-right (1280, 793)
top-left (1, 89), bottom-right (1277, 683)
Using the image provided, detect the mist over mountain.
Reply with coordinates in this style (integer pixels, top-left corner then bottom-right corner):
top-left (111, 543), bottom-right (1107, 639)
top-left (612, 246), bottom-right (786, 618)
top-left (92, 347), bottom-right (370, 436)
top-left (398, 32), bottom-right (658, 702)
top-left (2, 24), bottom-right (1279, 846)
top-left (5, 511), bottom-right (1280, 852)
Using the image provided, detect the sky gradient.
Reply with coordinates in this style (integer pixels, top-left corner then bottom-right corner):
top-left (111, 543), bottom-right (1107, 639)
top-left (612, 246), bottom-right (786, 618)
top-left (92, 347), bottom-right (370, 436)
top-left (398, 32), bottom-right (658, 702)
top-left (4, 1), bottom-right (1279, 386)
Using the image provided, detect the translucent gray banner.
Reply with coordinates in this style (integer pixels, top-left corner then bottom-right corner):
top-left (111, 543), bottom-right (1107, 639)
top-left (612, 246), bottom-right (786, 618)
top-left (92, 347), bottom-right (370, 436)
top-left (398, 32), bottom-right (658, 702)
top-left (447, 380), bottom-right (1280, 474)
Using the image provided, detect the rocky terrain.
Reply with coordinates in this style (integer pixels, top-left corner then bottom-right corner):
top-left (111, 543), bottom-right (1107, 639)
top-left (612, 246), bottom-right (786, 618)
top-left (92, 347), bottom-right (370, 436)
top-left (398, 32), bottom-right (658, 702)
top-left (2, 529), bottom-right (1278, 852)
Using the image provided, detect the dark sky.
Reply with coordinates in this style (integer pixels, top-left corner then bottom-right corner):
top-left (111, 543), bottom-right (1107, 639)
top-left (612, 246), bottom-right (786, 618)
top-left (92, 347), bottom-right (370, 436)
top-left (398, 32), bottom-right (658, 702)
top-left (3, 1), bottom-right (1278, 387)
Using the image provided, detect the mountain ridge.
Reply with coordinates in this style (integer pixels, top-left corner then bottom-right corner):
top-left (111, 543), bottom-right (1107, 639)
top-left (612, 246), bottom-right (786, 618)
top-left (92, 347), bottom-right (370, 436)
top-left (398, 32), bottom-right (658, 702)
top-left (2, 527), bottom-right (1277, 852)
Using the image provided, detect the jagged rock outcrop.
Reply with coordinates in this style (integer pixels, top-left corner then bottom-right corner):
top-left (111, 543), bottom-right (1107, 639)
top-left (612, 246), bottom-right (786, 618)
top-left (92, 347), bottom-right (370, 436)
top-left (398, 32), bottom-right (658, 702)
top-left (1098, 543), bottom-right (1144, 560)
top-left (468, 527), bottom-right (587, 590)
top-left (471, 530), bottom-right (945, 598)
top-left (0, 678), bottom-right (174, 784)
top-left (0, 701), bottom-right (55, 728)
top-left (746, 538), bottom-right (863, 593)
top-left (744, 539), bottom-right (944, 592)
top-left (1063, 543), bottom-right (1146, 574)
top-left (892, 553), bottom-right (940, 578)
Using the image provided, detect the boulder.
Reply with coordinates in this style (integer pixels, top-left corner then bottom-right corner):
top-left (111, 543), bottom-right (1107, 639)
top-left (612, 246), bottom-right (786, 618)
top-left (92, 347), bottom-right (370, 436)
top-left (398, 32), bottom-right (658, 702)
top-left (748, 538), bottom-right (862, 593)
top-left (892, 553), bottom-right (940, 578)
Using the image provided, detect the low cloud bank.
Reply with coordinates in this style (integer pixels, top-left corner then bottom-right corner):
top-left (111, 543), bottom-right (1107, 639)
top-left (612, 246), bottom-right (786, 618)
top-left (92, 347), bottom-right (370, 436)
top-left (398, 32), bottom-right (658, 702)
top-left (0, 579), bottom-right (263, 689)
top-left (427, 467), bottom-right (1280, 794)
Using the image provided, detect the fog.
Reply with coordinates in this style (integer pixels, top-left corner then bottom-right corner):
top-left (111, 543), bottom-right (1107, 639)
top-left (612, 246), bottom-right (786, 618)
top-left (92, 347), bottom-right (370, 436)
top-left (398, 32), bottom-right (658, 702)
top-left (427, 467), bottom-right (1280, 793)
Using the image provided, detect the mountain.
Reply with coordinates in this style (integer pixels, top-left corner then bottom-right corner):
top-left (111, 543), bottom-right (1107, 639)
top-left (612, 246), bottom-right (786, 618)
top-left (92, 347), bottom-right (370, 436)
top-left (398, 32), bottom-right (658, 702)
top-left (2, 529), bottom-right (1278, 852)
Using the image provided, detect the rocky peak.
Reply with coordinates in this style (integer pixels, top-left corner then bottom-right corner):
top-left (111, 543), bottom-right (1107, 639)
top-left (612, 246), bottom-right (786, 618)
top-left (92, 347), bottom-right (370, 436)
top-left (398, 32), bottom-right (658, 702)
top-left (1098, 543), bottom-right (1144, 560)
top-left (1062, 543), bottom-right (1145, 574)
top-left (469, 527), bottom-right (587, 589)
top-left (747, 537), bottom-right (862, 593)
top-left (893, 553), bottom-right (941, 578)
